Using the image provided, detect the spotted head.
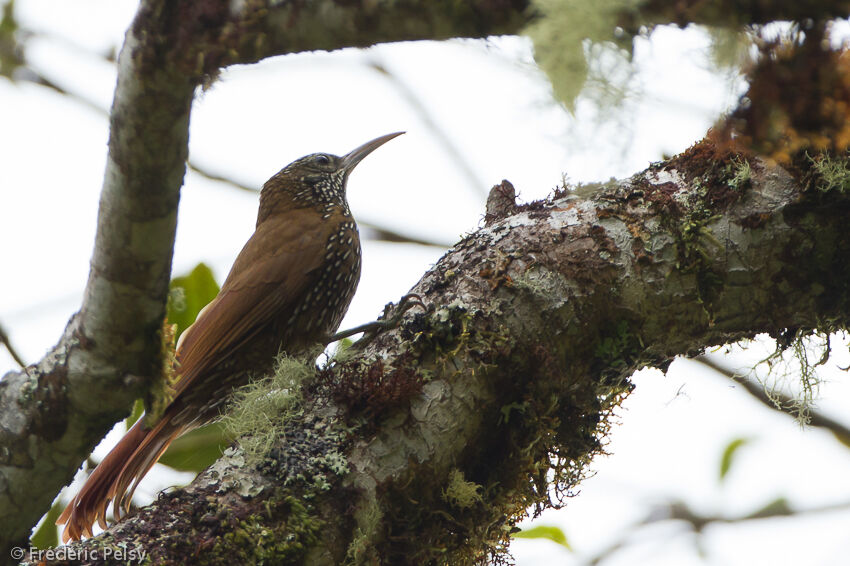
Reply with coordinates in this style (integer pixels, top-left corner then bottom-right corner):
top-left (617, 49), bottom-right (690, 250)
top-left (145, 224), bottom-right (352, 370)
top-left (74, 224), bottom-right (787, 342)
top-left (258, 132), bottom-right (404, 222)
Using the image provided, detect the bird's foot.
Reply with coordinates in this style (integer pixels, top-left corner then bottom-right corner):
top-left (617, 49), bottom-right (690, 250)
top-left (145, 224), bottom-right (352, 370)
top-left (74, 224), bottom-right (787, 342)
top-left (327, 293), bottom-right (426, 344)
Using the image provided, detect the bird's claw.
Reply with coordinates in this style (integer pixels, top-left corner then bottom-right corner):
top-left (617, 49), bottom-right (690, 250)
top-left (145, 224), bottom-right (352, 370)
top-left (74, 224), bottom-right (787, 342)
top-left (327, 293), bottom-right (427, 344)
top-left (386, 293), bottom-right (426, 322)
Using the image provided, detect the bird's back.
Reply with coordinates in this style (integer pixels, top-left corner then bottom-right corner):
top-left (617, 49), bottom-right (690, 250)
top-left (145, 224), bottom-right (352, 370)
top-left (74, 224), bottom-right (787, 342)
top-left (172, 206), bottom-right (361, 425)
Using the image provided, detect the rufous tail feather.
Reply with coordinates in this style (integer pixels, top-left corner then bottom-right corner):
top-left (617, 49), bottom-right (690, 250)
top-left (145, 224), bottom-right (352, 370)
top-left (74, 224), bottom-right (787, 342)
top-left (56, 415), bottom-right (185, 542)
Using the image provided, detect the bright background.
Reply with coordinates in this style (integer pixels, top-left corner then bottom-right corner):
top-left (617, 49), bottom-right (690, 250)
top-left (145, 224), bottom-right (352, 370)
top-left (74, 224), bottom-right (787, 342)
top-left (2, 2), bottom-right (850, 564)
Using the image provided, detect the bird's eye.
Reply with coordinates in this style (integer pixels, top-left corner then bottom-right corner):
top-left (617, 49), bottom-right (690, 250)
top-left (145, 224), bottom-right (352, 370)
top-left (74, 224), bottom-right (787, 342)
top-left (313, 154), bottom-right (331, 165)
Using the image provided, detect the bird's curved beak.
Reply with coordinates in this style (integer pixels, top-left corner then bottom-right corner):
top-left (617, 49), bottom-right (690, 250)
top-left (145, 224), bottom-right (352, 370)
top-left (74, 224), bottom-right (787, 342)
top-left (341, 131), bottom-right (405, 175)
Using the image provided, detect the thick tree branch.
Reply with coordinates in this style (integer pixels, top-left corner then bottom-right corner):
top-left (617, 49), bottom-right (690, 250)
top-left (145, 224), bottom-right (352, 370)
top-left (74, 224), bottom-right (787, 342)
top-left (0, 0), bottom-right (532, 555)
top-left (0, 13), bottom-right (194, 557)
top-left (41, 146), bottom-right (850, 564)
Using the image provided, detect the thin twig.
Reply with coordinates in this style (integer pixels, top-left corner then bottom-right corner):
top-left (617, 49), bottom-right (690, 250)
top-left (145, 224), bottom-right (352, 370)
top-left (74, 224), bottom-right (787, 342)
top-left (187, 161), bottom-right (452, 248)
top-left (18, 50), bottom-right (451, 249)
top-left (365, 56), bottom-right (489, 199)
top-left (695, 355), bottom-right (850, 445)
top-left (584, 498), bottom-right (850, 565)
top-left (0, 322), bottom-right (26, 368)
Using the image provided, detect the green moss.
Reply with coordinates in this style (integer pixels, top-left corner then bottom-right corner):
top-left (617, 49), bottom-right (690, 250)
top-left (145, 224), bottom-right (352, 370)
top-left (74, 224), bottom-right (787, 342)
top-left (594, 319), bottom-right (642, 372)
top-left (345, 499), bottom-right (383, 566)
top-left (757, 328), bottom-right (835, 424)
top-left (144, 320), bottom-right (179, 427)
top-left (727, 156), bottom-right (752, 191)
top-left (278, 431), bottom-right (350, 494)
top-left (650, 178), bottom-right (725, 315)
top-left (211, 496), bottom-right (323, 565)
top-left (809, 151), bottom-right (850, 193)
top-left (415, 301), bottom-right (473, 351)
top-left (388, 309), bottom-right (627, 563)
top-left (222, 354), bottom-right (314, 467)
top-left (442, 469), bottom-right (484, 510)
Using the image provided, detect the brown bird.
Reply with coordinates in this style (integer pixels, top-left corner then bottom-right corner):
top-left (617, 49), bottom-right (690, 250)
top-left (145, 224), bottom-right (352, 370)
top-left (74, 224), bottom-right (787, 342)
top-left (57, 132), bottom-right (404, 542)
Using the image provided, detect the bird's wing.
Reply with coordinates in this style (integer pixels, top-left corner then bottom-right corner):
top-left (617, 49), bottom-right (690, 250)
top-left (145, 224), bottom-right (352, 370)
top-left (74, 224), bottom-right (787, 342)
top-left (172, 214), bottom-right (327, 395)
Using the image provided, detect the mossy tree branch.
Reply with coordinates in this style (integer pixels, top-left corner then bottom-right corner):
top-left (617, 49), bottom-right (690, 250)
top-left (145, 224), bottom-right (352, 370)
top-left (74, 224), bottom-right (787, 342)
top-left (42, 145), bottom-right (850, 564)
top-left (0, 0), bottom-right (532, 555)
top-left (6, 0), bottom-right (850, 560)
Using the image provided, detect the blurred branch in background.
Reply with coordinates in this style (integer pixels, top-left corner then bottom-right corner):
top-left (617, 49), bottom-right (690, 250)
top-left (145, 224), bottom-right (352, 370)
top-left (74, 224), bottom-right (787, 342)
top-left (2, 14), bottom-right (452, 250)
top-left (695, 355), bottom-right (850, 447)
top-left (366, 56), bottom-right (490, 199)
top-left (185, 161), bottom-right (454, 248)
top-left (583, 497), bottom-right (850, 566)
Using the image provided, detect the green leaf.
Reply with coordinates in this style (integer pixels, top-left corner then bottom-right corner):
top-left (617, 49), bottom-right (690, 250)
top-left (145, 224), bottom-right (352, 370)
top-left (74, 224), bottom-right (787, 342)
top-left (30, 500), bottom-right (61, 549)
top-left (168, 263), bottom-right (220, 339)
top-left (125, 398), bottom-right (145, 429)
top-left (158, 423), bottom-right (229, 472)
top-left (719, 437), bottom-right (751, 481)
top-left (0, 1), bottom-right (22, 79)
top-left (512, 525), bottom-right (571, 550)
top-left (336, 337), bottom-right (354, 353)
top-left (745, 496), bottom-right (792, 520)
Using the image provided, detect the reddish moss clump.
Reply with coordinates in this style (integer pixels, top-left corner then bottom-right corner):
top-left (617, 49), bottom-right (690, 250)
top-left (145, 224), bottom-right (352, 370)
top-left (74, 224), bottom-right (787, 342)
top-left (317, 354), bottom-right (424, 421)
top-left (663, 137), bottom-right (754, 211)
top-left (642, 180), bottom-right (684, 217)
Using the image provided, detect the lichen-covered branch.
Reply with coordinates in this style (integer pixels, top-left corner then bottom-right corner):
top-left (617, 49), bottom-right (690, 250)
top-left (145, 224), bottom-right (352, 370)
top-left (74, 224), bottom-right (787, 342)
top-left (0, 11), bottom-right (194, 556)
top-left (638, 0), bottom-right (850, 27)
top-left (0, 0), bottom-right (532, 554)
top-left (43, 143), bottom-right (850, 564)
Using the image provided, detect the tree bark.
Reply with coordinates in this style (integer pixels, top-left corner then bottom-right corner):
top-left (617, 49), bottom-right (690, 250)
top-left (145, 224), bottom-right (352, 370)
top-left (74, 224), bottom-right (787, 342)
top-left (6, 0), bottom-right (850, 563)
top-left (29, 146), bottom-right (850, 564)
top-left (0, 0), bottom-right (531, 557)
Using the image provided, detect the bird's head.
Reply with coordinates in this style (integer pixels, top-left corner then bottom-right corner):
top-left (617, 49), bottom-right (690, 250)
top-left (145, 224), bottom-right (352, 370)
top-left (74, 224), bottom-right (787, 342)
top-left (259, 132), bottom-right (404, 221)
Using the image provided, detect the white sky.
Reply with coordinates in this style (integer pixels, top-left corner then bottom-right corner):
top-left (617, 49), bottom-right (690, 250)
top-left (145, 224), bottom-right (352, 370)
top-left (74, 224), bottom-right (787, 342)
top-left (2, 2), bottom-right (850, 564)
